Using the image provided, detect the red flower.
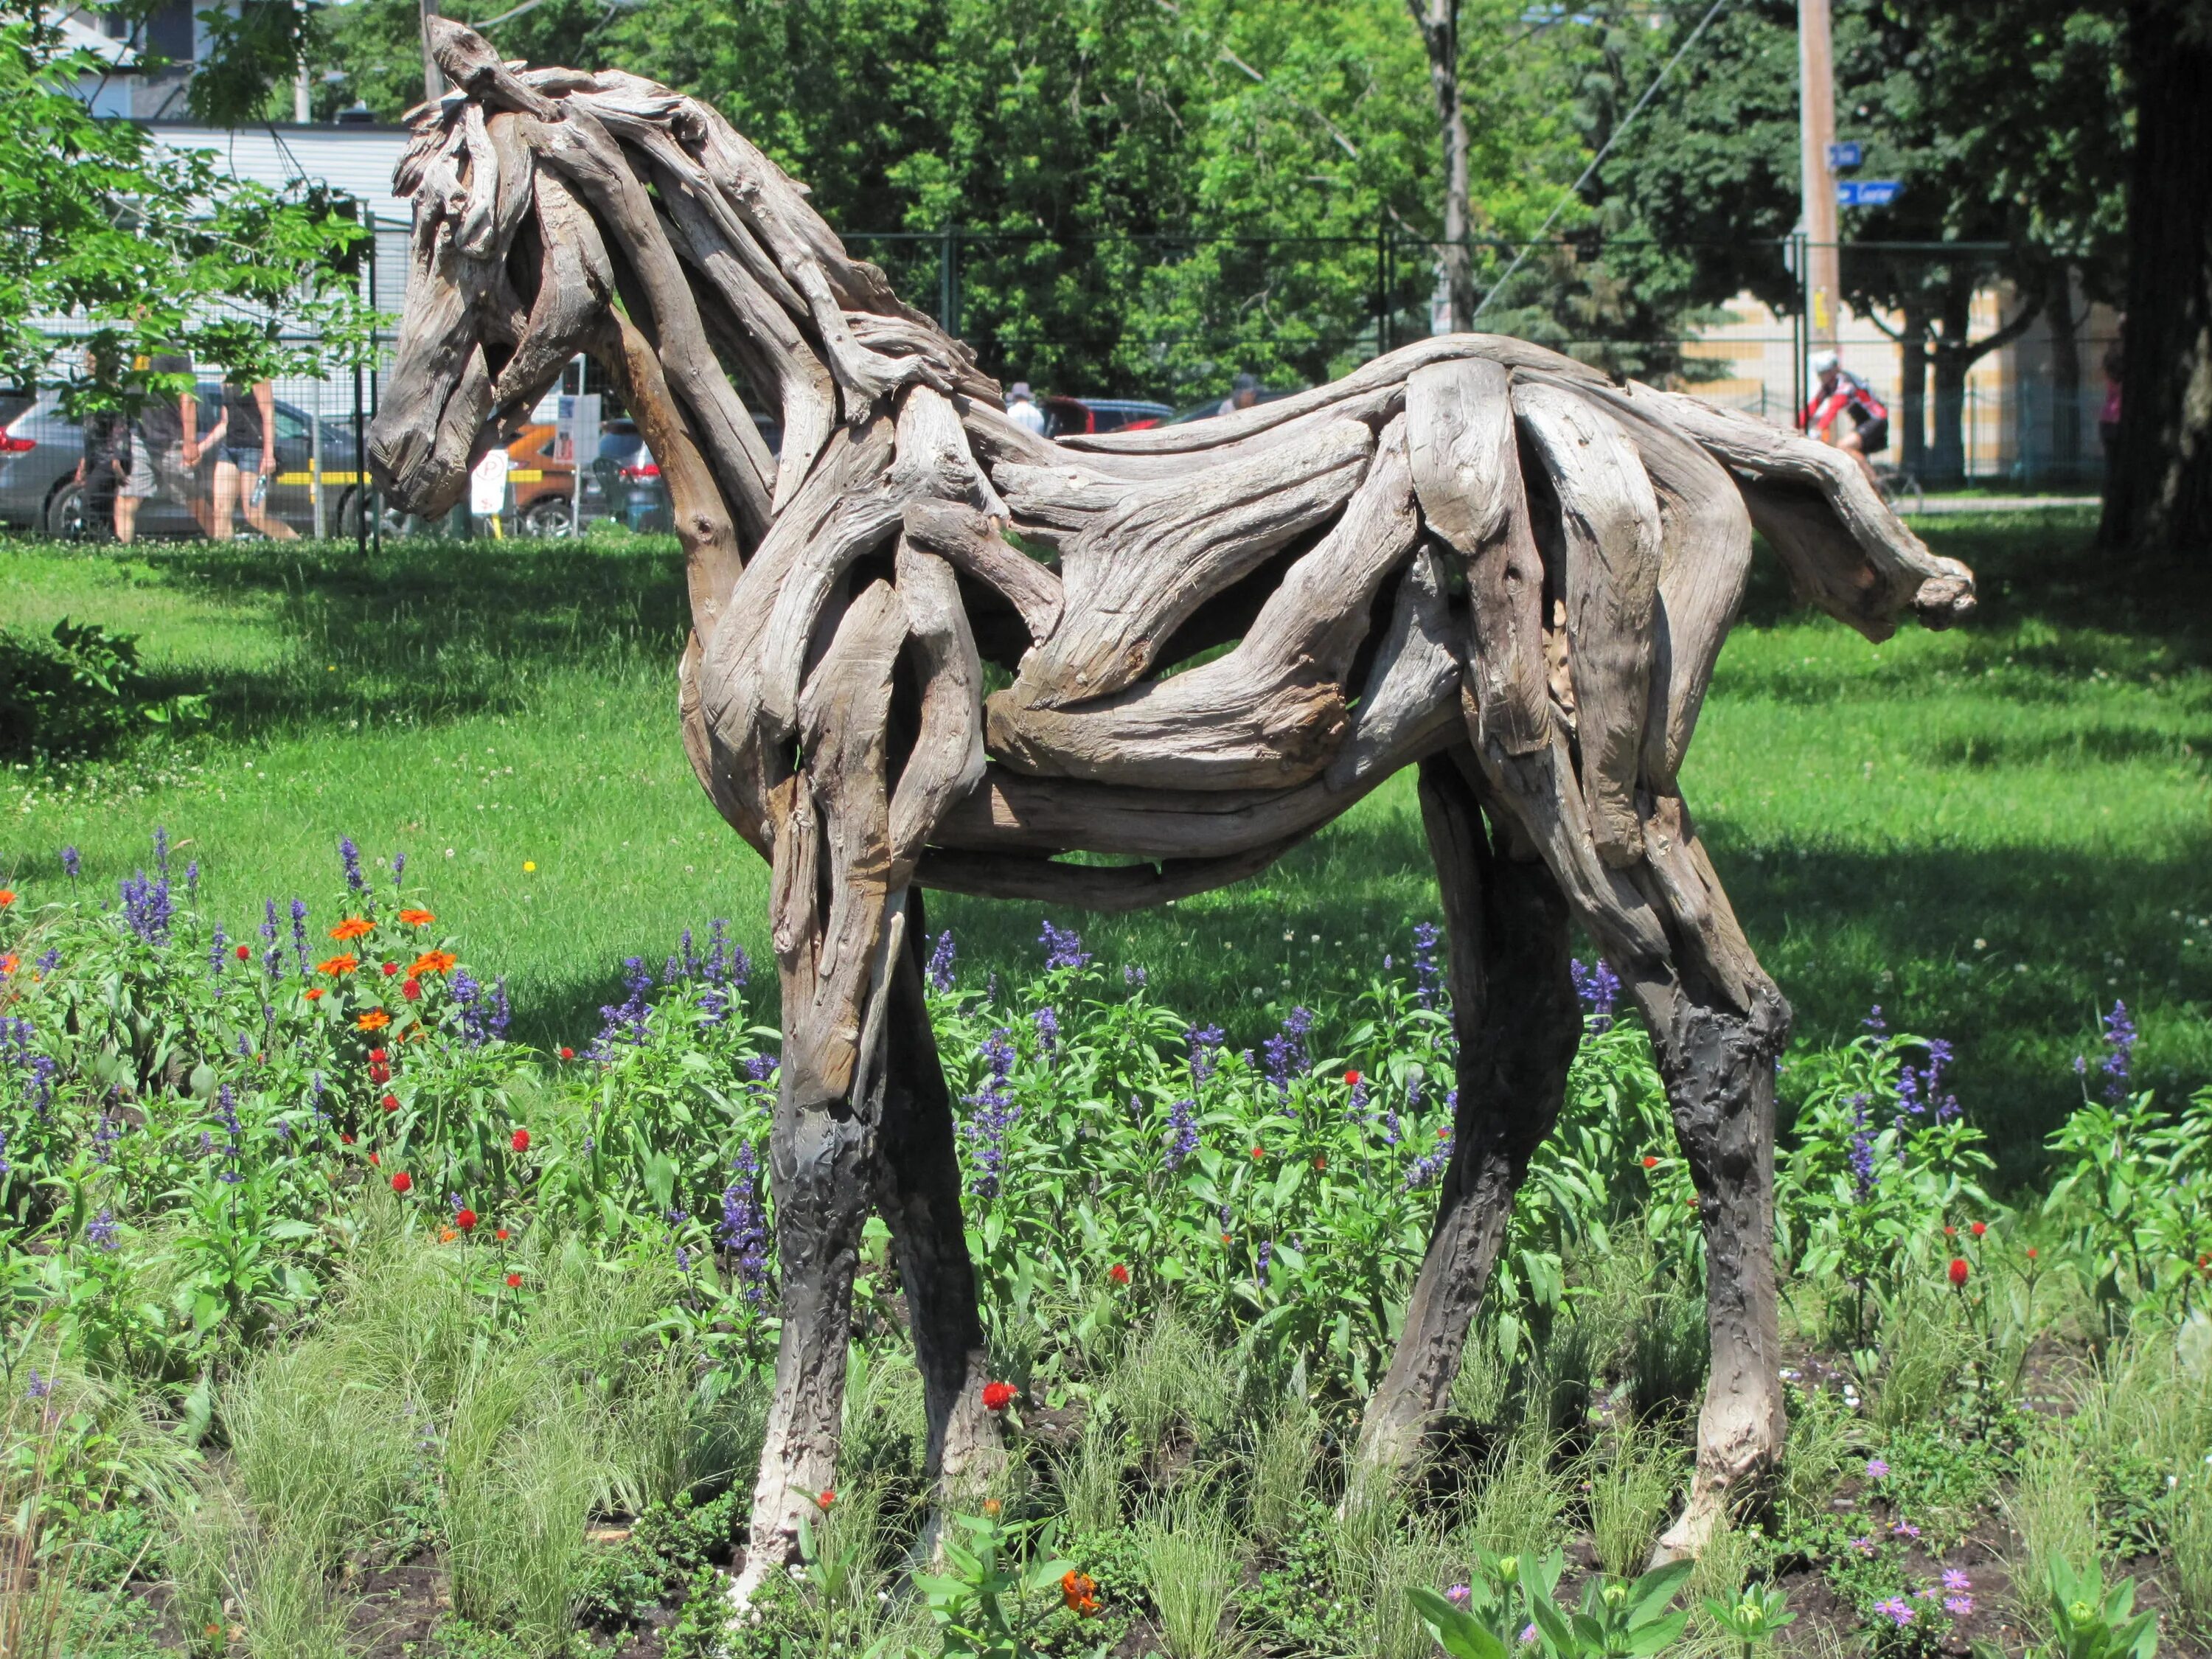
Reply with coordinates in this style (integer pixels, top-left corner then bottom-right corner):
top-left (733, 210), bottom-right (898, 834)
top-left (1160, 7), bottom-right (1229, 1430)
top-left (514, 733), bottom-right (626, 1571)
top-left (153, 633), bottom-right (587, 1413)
top-left (815, 1490), bottom-right (835, 1512)
top-left (234, 943), bottom-right (251, 961)
top-left (382, 1093), bottom-right (399, 1113)
top-left (1971, 1220), bottom-right (1987, 1237)
top-left (1642, 1155), bottom-right (1658, 1169)
top-left (1108, 1263), bottom-right (1131, 1286)
top-left (2026, 1247), bottom-right (2039, 1260)
top-left (559, 1046), bottom-right (575, 1061)
top-left (511, 1128), bottom-right (530, 1154)
top-left (368, 1062), bottom-right (391, 1084)
top-left (340, 1133), bottom-right (355, 1145)
top-left (1344, 1070), bottom-right (1361, 1087)
top-left (506, 1272), bottom-right (521, 1288)
top-left (1314, 1155), bottom-right (1328, 1169)
top-left (455, 1208), bottom-right (477, 1232)
top-left (391, 1171), bottom-right (411, 1194)
top-left (401, 978), bottom-right (422, 1001)
top-left (1947, 1257), bottom-right (1970, 1288)
top-left (368, 1151), bottom-right (380, 1166)
top-left (381, 961), bottom-right (399, 978)
top-left (369, 1048), bottom-right (389, 1063)
top-left (1944, 1225), bottom-right (1957, 1238)
top-left (982, 1380), bottom-right (1016, 1412)
top-left (495, 1227), bottom-right (509, 1242)
top-left (1251, 1146), bottom-right (1265, 1160)
top-left (0, 890), bottom-right (13, 906)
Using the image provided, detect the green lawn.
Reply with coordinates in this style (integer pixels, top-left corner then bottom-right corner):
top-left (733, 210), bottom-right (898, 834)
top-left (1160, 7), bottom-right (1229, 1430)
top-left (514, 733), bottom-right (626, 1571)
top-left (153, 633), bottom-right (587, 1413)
top-left (4, 510), bottom-right (2208, 1182)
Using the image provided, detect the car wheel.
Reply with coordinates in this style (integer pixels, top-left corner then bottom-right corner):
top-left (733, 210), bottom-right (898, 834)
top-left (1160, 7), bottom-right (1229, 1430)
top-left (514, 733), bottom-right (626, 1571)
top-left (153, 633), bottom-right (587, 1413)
top-left (521, 497), bottom-right (575, 538)
top-left (44, 479), bottom-right (87, 540)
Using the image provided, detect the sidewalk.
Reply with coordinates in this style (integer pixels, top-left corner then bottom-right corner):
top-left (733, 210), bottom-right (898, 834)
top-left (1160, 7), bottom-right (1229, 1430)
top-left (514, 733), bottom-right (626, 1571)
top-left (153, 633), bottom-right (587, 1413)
top-left (1901, 495), bottom-right (2100, 515)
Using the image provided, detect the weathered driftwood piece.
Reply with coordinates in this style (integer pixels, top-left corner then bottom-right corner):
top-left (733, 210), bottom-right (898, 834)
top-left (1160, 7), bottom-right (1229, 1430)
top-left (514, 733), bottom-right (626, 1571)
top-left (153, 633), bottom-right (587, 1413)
top-left (369, 23), bottom-right (1978, 1613)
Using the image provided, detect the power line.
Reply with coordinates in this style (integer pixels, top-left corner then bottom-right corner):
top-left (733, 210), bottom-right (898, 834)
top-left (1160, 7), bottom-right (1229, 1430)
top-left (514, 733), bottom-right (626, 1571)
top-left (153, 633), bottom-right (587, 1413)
top-left (1470, 0), bottom-right (1732, 322)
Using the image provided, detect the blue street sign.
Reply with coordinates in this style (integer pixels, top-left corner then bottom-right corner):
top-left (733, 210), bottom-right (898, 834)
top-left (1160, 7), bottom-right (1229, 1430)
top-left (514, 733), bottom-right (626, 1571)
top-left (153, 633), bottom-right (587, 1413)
top-left (1828, 141), bottom-right (1863, 170)
top-left (1837, 180), bottom-right (1902, 207)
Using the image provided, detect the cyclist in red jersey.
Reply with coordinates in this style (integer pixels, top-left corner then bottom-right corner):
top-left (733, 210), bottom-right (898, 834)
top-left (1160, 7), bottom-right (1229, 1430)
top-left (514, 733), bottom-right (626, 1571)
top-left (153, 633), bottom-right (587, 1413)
top-left (1801, 349), bottom-right (1888, 488)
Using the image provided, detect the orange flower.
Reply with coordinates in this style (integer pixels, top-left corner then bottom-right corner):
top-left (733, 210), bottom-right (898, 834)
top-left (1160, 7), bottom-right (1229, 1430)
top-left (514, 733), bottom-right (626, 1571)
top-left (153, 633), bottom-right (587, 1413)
top-left (0, 890), bottom-right (14, 907)
top-left (329, 917), bottom-right (374, 941)
top-left (408, 950), bottom-right (458, 976)
top-left (356, 1009), bottom-right (391, 1031)
top-left (397, 908), bottom-right (436, 927)
top-left (317, 954), bottom-right (359, 977)
top-left (305, 987), bottom-right (324, 1001)
top-left (439, 1227), bottom-right (458, 1243)
top-left (815, 1490), bottom-right (835, 1512)
top-left (0, 955), bottom-right (16, 975)
top-left (1060, 1571), bottom-right (1100, 1617)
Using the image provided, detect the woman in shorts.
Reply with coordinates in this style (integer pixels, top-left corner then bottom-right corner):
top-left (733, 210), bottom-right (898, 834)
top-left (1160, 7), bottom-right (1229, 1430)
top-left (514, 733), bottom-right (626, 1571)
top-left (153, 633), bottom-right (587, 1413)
top-left (203, 376), bottom-right (298, 540)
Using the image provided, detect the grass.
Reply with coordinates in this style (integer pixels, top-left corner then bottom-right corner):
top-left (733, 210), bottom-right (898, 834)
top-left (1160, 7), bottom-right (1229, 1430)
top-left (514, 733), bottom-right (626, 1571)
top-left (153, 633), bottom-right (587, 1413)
top-left (5, 509), bottom-right (2211, 1180)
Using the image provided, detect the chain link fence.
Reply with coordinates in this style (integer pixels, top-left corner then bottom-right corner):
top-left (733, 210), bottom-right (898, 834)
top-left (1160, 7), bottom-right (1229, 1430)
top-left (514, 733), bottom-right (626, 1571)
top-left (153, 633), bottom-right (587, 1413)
top-left (10, 220), bottom-right (2107, 546)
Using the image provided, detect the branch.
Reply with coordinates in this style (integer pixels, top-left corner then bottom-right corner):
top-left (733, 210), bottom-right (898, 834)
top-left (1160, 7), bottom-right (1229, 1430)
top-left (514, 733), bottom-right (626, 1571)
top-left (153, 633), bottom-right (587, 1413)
top-left (1954, 294), bottom-right (2046, 368)
top-left (1153, 0), bottom-right (1361, 161)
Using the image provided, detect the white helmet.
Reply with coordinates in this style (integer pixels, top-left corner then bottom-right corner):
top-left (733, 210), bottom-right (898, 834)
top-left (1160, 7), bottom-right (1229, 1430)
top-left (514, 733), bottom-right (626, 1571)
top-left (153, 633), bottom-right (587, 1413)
top-left (1810, 349), bottom-right (1840, 377)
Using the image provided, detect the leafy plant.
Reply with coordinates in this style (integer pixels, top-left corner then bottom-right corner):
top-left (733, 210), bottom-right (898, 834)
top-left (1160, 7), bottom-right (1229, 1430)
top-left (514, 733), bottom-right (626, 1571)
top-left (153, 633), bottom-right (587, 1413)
top-left (1413, 1554), bottom-right (1693, 1659)
top-left (1702, 1581), bottom-right (1797, 1658)
top-left (905, 1510), bottom-right (1103, 1659)
top-left (0, 620), bottom-right (202, 761)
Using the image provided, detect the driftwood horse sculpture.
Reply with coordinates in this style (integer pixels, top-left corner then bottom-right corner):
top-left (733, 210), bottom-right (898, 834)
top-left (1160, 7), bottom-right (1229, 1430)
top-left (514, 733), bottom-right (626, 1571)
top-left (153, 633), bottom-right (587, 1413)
top-left (369, 18), bottom-right (1975, 1611)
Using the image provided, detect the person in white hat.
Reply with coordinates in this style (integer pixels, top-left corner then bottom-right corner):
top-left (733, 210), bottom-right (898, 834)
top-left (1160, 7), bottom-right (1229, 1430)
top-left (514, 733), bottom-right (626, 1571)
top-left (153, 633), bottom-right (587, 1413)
top-left (1801, 349), bottom-right (1889, 489)
top-left (1004, 381), bottom-right (1048, 437)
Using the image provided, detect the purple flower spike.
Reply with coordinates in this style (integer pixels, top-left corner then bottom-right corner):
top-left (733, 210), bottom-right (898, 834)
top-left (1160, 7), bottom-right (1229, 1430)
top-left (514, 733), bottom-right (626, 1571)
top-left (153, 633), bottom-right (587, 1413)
top-left (926, 929), bottom-right (957, 992)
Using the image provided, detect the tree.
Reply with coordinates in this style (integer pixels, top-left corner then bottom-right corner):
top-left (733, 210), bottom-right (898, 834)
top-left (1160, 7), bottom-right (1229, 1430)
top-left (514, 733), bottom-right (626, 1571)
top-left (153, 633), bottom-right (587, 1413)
top-left (2101, 0), bottom-right (2212, 552)
top-left (0, 5), bottom-right (373, 415)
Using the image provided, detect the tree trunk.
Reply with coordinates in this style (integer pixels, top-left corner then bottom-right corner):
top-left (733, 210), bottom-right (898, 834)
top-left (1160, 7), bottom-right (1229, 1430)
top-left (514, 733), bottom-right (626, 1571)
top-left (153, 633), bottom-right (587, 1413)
top-left (2045, 265), bottom-right (2083, 485)
top-left (2100, 0), bottom-right (2212, 551)
top-left (1409, 0), bottom-right (1474, 333)
top-left (1928, 286), bottom-right (1972, 486)
top-left (1897, 305), bottom-right (1930, 478)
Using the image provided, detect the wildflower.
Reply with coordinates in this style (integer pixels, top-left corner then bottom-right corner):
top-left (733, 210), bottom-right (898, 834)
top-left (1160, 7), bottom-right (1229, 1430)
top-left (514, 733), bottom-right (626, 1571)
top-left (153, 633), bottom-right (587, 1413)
top-left (358, 1010), bottom-right (390, 1032)
top-left (233, 942), bottom-right (251, 962)
top-left (316, 953), bottom-right (361, 979)
top-left (560, 1046), bottom-right (575, 1061)
top-left (1970, 1220), bottom-right (1986, 1237)
top-left (369, 1048), bottom-right (388, 1062)
top-left (2098, 1001), bottom-right (2136, 1102)
top-left (591, 958), bottom-right (654, 1055)
top-left (1109, 1263), bottom-right (1130, 1286)
top-left (511, 1128), bottom-right (530, 1153)
top-left (963, 1029), bottom-right (1019, 1197)
top-left (720, 1141), bottom-right (771, 1304)
top-left (1033, 1004), bottom-right (1060, 1054)
top-left (410, 950), bottom-right (457, 976)
top-left (1039, 920), bottom-right (1091, 971)
top-left (1445, 1585), bottom-right (1472, 1607)
top-left (982, 1499), bottom-right (1002, 1518)
top-left (0, 956), bottom-right (14, 976)
top-left (381, 961), bottom-right (399, 977)
top-left (523, 860), bottom-right (536, 873)
top-left (1849, 1537), bottom-right (1877, 1557)
top-left (382, 1093), bottom-right (399, 1112)
top-left (982, 1380), bottom-right (1016, 1411)
top-left (60, 847), bottom-right (79, 879)
top-left (1866, 1458), bottom-right (1889, 1478)
top-left (926, 930), bottom-right (957, 992)
top-left (815, 1489), bottom-right (835, 1511)
top-left (439, 1227), bottom-right (458, 1243)
top-left (368, 1152), bottom-right (380, 1166)
top-left (1948, 1258), bottom-right (1970, 1289)
top-left (1875, 1599), bottom-right (1915, 1627)
top-left (391, 1171), bottom-right (412, 1194)
top-left (1944, 1225), bottom-right (1957, 1237)
top-left (24, 1369), bottom-right (49, 1399)
top-left (338, 835), bottom-right (366, 894)
top-left (2027, 1247), bottom-right (2038, 1260)
top-left (450, 1207), bottom-right (476, 1233)
top-left (495, 1228), bottom-right (508, 1241)
top-left (1124, 962), bottom-right (1147, 987)
top-left (1060, 1570), bottom-right (1100, 1616)
top-left (330, 918), bottom-right (374, 942)
top-left (1891, 1520), bottom-right (1922, 1540)
top-left (1251, 1145), bottom-right (1265, 1161)
top-left (1571, 959), bottom-right (1620, 1030)
top-left (1164, 1097), bottom-right (1198, 1170)
top-left (506, 1272), bottom-right (521, 1288)
top-left (0, 890), bottom-right (12, 907)
top-left (398, 908), bottom-right (435, 927)
top-left (1942, 1571), bottom-right (1971, 1593)
top-left (401, 978), bottom-right (422, 1001)
top-left (86, 1207), bottom-right (119, 1251)
top-left (1345, 1069), bottom-right (1361, 1087)
top-left (341, 1133), bottom-right (355, 1144)
top-left (1945, 1595), bottom-right (1974, 1617)
top-left (1411, 922), bottom-right (1443, 1008)
top-left (1260, 1006), bottom-right (1314, 1100)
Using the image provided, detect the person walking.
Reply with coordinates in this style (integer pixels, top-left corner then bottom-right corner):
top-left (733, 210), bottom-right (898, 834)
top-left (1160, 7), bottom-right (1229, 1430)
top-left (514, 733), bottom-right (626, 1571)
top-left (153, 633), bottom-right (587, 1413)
top-left (1218, 372), bottom-right (1261, 417)
top-left (140, 351), bottom-right (215, 534)
top-left (1004, 381), bottom-right (1048, 437)
top-left (1800, 349), bottom-right (1888, 490)
top-left (72, 351), bottom-right (139, 542)
top-left (204, 375), bottom-right (298, 540)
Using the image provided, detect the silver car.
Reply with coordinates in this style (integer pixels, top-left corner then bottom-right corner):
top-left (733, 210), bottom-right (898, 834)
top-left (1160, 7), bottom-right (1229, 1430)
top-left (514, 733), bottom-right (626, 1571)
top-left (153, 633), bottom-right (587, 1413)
top-left (0, 387), bottom-right (373, 538)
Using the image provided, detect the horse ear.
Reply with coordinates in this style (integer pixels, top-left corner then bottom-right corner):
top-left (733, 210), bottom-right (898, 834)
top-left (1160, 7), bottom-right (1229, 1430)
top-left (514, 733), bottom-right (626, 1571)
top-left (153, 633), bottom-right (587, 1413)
top-left (425, 15), bottom-right (559, 119)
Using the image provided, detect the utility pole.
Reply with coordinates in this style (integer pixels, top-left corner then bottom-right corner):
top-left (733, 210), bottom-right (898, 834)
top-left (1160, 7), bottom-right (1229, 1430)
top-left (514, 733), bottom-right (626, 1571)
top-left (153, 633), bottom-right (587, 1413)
top-left (420, 0), bottom-right (442, 104)
top-left (1798, 0), bottom-right (1840, 352)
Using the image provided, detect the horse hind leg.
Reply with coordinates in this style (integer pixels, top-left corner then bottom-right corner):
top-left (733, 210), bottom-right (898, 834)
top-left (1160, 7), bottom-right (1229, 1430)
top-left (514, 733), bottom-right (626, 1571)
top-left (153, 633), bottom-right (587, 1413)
top-left (1354, 751), bottom-right (1582, 1483)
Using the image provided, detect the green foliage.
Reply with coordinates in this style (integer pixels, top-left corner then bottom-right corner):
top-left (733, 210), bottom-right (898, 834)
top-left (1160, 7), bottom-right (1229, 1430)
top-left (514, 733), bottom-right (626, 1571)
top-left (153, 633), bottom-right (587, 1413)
top-left (905, 1511), bottom-right (1100, 1659)
top-left (1701, 1581), bottom-right (1798, 1659)
top-left (2043, 1084), bottom-right (2212, 1332)
top-left (2028, 1557), bottom-right (2158, 1659)
top-left (0, 620), bottom-right (201, 762)
top-left (1413, 1552), bottom-right (1693, 1659)
top-left (0, 7), bottom-right (374, 403)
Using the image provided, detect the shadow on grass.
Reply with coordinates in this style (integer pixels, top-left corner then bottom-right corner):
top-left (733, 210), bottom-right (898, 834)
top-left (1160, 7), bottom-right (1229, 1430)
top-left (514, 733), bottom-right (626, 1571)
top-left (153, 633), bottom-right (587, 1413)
top-left (140, 535), bottom-right (693, 734)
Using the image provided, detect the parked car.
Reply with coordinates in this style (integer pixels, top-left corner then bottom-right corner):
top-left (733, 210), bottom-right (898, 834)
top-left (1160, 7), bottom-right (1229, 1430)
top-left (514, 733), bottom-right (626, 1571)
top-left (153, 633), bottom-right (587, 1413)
top-left (1, 386), bottom-right (374, 539)
top-left (1041, 396), bottom-right (1174, 437)
top-left (1161, 387), bottom-right (1302, 425)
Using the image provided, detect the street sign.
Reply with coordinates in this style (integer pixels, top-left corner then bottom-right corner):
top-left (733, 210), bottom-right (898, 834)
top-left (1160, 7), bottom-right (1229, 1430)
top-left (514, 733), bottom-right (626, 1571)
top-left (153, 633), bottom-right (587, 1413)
top-left (1828, 141), bottom-right (1863, 170)
top-left (1837, 180), bottom-right (1902, 207)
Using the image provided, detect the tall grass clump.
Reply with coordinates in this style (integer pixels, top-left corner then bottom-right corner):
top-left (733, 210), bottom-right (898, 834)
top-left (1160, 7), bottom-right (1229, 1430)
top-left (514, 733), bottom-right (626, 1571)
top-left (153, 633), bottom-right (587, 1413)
top-left (1585, 1422), bottom-right (1685, 1579)
top-left (1137, 1491), bottom-right (1248, 1659)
